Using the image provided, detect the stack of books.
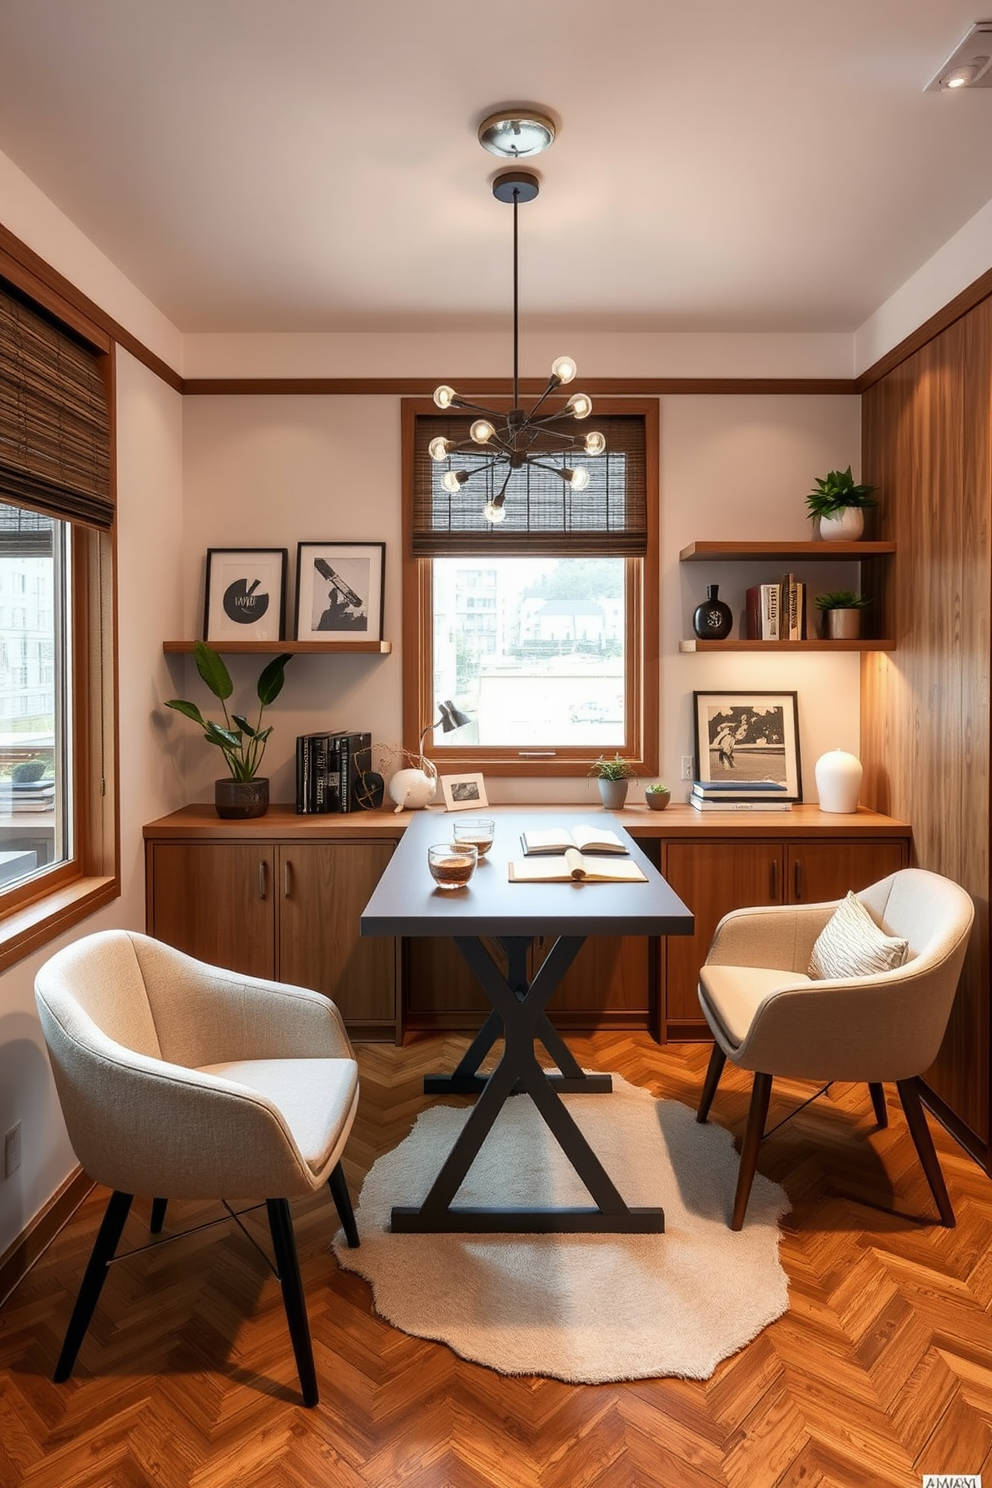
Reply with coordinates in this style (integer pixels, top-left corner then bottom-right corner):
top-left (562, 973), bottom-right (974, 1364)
top-left (690, 780), bottom-right (792, 812)
top-left (295, 731), bottom-right (372, 814)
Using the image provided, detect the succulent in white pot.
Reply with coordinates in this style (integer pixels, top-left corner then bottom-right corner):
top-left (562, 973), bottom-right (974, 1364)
top-left (806, 467), bottom-right (877, 541)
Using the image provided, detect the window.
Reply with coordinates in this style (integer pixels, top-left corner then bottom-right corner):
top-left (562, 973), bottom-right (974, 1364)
top-left (403, 398), bottom-right (658, 777)
top-left (0, 272), bottom-right (117, 965)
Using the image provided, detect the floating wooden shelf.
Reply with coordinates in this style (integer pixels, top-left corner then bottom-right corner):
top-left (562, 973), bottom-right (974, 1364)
top-left (679, 638), bottom-right (895, 653)
top-left (163, 640), bottom-right (392, 655)
top-left (679, 540), bottom-right (895, 562)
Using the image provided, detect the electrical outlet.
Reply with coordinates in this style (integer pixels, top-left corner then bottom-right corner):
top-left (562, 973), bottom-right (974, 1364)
top-left (681, 755), bottom-right (694, 781)
top-left (4, 1122), bottom-right (21, 1177)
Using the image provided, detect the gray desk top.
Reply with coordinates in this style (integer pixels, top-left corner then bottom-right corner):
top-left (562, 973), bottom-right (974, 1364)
top-left (360, 809), bottom-right (694, 939)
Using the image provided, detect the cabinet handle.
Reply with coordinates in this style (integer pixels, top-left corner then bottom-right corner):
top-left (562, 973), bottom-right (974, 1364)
top-left (770, 858), bottom-right (779, 901)
top-left (258, 861), bottom-right (268, 900)
top-left (283, 860), bottom-right (292, 898)
top-left (794, 860), bottom-right (802, 901)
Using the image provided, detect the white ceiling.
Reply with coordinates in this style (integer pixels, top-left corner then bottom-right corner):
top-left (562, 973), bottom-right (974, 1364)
top-left (0, 0), bottom-right (989, 336)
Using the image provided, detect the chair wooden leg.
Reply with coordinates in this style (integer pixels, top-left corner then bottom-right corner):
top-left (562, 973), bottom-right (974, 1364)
top-left (732, 1073), bottom-right (773, 1231)
top-left (868, 1083), bottom-right (888, 1128)
top-left (265, 1199), bottom-right (318, 1407)
top-left (54, 1189), bottom-right (133, 1382)
top-left (696, 1043), bottom-right (727, 1124)
top-left (328, 1161), bottom-right (359, 1249)
top-left (896, 1078), bottom-right (955, 1227)
top-left (150, 1198), bottom-right (168, 1234)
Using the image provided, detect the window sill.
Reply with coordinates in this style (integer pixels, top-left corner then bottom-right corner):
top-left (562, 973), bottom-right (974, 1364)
top-left (0, 875), bottom-right (119, 975)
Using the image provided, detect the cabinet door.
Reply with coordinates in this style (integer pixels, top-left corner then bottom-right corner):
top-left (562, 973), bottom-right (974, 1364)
top-left (277, 841), bottom-right (398, 1028)
top-left (146, 842), bottom-right (275, 979)
top-left (661, 840), bottom-right (784, 1036)
top-left (787, 839), bottom-right (907, 904)
top-left (541, 934), bottom-right (653, 1024)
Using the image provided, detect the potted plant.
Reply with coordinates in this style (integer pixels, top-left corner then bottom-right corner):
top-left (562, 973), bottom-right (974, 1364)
top-left (806, 466), bottom-right (877, 541)
top-left (589, 753), bottom-right (637, 810)
top-left (645, 781), bottom-right (671, 811)
top-left (814, 590), bottom-right (870, 641)
top-left (166, 640), bottom-right (293, 818)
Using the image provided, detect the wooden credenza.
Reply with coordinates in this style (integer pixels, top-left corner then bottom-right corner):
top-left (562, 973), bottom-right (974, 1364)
top-left (144, 803), bottom-right (910, 1044)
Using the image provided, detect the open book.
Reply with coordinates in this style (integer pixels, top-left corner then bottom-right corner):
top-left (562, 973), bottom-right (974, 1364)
top-left (520, 824), bottom-right (627, 856)
top-left (508, 849), bottom-right (647, 884)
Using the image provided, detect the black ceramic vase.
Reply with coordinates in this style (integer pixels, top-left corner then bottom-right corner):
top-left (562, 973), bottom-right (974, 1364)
top-left (692, 584), bottom-right (733, 641)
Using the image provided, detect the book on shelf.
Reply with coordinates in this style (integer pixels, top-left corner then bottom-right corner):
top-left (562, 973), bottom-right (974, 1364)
top-left (295, 733), bottom-right (341, 814)
top-left (328, 731), bottom-right (372, 813)
top-left (519, 824), bottom-right (627, 856)
top-left (508, 849), bottom-right (646, 884)
top-left (760, 583), bottom-right (780, 640)
top-left (745, 585), bottom-right (761, 641)
top-left (690, 796), bottom-right (792, 812)
top-left (778, 572), bottom-right (807, 641)
top-left (692, 780), bottom-right (789, 798)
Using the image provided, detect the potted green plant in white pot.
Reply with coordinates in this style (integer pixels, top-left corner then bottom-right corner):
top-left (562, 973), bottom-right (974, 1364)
top-left (167, 641), bottom-right (293, 818)
top-left (589, 753), bottom-right (637, 810)
top-left (806, 466), bottom-right (877, 541)
top-left (814, 590), bottom-right (871, 641)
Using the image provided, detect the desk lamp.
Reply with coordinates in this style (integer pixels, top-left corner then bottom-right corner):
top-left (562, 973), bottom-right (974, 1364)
top-left (388, 701), bottom-right (473, 812)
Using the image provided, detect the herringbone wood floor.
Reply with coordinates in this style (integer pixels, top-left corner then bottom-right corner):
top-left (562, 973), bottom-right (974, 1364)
top-left (2, 1031), bottom-right (992, 1488)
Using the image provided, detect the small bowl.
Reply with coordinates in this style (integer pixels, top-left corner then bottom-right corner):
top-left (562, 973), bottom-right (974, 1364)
top-left (428, 842), bottom-right (478, 890)
top-left (452, 817), bottom-right (495, 857)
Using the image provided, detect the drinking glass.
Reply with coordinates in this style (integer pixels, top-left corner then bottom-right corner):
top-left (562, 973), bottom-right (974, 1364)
top-left (452, 817), bottom-right (495, 858)
top-left (428, 842), bottom-right (478, 890)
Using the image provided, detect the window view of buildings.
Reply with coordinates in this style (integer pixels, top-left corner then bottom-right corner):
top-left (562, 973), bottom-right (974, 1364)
top-left (432, 557), bottom-right (625, 748)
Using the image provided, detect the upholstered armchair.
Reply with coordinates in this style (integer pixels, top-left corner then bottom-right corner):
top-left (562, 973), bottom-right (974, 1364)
top-left (695, 868), bottom-right (974, 1231)
top-left (35, 929), bottom-right (360, 1407)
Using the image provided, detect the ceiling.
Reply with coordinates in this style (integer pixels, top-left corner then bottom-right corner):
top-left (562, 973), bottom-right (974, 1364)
top-left (0, 0), bottom-right (989, 336)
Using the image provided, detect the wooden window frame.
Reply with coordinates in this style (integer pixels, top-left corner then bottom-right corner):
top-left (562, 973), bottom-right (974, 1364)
top-left (0, 268), bottom-right (119, 973)
top-left (401, 397), bottom-right (659, 778)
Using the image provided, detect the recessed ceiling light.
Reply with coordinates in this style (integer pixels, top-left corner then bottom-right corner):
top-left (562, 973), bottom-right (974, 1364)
top-left (477, 110), bottom-right (556, 158)
top-left (925, 21), bottom-right (992, 91)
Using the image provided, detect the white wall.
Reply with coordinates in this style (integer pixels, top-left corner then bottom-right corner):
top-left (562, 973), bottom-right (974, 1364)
top-left (0, 351), bottom-right (184, 1267)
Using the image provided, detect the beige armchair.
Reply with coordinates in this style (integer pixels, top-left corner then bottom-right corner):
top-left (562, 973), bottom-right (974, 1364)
top-left (35, 929), bottom-right (360, 1407)
top-left (695, 868), bottom-right (974, 1231)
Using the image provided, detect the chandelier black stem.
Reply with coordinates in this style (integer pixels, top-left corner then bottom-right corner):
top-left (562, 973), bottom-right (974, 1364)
top-left (512, 189), bottom-right (520, 410)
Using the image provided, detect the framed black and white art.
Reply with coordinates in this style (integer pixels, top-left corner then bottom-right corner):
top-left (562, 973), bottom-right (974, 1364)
top-left (203, 548), bottom-right (288, 643)
top-left (692, 690), bottom-right (802, 801)
top-left (295, 542), bottom-right (386, 643)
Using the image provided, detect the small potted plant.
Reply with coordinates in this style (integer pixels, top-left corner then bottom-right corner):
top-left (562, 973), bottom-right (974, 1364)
top-left (806, 466), bottom-right (877, 542)
top-left (645, 781), bottom-right (671, 811)
top-left (589, 753), bottom-right (637, 810)
top-left (814, 590), bottom-right (871, 641)
top-left (167, 640), bottom-right (293, 818)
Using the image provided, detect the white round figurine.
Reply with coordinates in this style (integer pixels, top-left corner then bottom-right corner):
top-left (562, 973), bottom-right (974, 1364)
top-left (388, 767), bottom-right (437, 813)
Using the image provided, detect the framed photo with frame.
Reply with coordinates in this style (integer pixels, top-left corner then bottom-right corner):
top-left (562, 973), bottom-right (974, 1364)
top-left (295, 541), bottom-right (385, 643)
top-left (440, 772), bottom-right (489, 812)
top-left (203, 548), bottom-right (288, 643)
top-left (692, 690), bottom-right (802, 801)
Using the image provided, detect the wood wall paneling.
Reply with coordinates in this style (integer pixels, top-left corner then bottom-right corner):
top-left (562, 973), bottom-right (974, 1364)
top-left (861, 297), bottom-right (991, 1155)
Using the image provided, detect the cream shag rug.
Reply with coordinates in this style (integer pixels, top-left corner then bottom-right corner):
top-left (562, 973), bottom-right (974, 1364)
top-left (334, 1075), bottom-right (790, 1382)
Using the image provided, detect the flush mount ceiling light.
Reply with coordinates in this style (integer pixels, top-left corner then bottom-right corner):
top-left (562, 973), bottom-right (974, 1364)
top-left (431, 164), bottom-right (604, 525)
top-left (477, 109), bottom-right (556, 158)
top-left (925, 20), bottom-right (992, 90)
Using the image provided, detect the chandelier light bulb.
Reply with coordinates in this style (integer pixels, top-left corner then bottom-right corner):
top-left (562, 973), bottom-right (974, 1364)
top-left (433, 384), bottom-right (457, 410)
top-left (551, 355), bottom-right (577, 385)
top-left (429, 436), bottom-right (455, 462)
top-left (567, 392), bottom-right (593, 420)
top-left (442, 470), bottom-right (469, 493)
top-left (584, 430), bottom-right (606, 456)
top-left (484, 498), bottom-right (508, 523)
top-left (470, 419), bottom-right (495, 444)
top-left (564, 466), bottom-right (591, 491)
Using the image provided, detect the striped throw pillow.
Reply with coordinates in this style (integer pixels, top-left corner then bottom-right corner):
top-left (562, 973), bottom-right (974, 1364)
top-left (808, 891), bottom-right (909, 980)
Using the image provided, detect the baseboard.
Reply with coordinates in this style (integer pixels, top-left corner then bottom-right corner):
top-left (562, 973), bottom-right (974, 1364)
top-left (918, 1079), bottom-right (989, 1174)
top-left (0, 1166), bottom-right (93, 1307)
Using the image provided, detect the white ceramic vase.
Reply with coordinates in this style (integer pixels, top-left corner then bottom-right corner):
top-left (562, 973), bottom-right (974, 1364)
top-left (814, 749), bottom-right (863, 813)
top-left (388, 767), bottom-right (437, 813)
top-left (818, 508), bottom-right (864, 542)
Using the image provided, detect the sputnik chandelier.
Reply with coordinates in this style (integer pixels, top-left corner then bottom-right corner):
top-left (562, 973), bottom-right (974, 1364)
top-left (431, 110), bottom-right (605, 525)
